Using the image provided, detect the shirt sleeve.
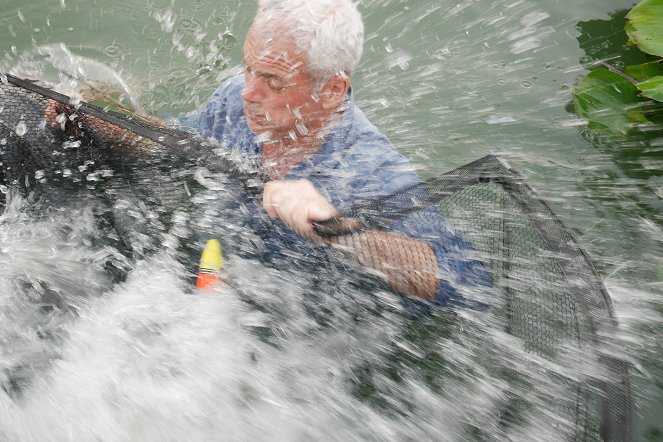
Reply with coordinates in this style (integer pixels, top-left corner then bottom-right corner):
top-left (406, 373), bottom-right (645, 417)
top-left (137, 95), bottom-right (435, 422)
top-left (386, 207), bottom-right (492, 309)
top-left (178, 77), bottom-right (240, 139)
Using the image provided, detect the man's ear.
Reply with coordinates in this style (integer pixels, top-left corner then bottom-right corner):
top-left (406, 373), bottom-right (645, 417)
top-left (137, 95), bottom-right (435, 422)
top-left (320, 74), bottom-right (350, 110)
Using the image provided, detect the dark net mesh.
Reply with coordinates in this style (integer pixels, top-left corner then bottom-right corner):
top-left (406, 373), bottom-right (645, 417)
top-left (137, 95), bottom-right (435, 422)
top-left (0, 74), bottom-right (634, 441)
top-left (329, 155), bottom-right (635, 441)
top-left (0, 74), bottom-right (263, 205)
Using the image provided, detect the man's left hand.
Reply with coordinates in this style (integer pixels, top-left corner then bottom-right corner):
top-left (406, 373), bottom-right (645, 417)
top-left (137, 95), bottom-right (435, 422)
top-left (263, 179), bottom-right (338, 239)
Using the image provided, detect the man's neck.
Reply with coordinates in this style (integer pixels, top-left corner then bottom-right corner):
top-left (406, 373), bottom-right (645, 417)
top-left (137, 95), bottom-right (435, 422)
top-left (261, 109), bottom-right (341, 179)
top-left (261, 132), bottom-right (326, 179)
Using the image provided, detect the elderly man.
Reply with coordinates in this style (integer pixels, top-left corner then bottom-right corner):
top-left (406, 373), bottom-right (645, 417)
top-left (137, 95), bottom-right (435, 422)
top-left (186, 0), bottom-right (489, 303)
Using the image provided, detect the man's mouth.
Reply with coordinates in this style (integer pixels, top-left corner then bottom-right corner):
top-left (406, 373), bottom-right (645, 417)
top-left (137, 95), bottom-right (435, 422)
top-left (244, 107), bottom-right (269, 126)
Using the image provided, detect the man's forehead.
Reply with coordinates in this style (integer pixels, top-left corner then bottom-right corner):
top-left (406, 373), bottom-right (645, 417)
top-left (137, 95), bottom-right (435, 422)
top-left (244, 28), bottom-right (305, 71)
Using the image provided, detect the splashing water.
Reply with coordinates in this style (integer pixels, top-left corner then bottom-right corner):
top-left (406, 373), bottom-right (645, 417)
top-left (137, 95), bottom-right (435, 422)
top-left (1, 0), bottom-right (662, 440)
top-left (13, 121), bottom-right (27, 137)
top-left (0, 186), bottom-right (649, 441)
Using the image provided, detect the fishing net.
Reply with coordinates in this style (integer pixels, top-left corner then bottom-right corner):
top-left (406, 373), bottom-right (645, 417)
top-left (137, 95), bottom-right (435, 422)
top-left (0, 74), bottom-right (262, 202)
top-left (0, 74), bottom-right (635, 441)
top-left (325, 155), bottom-right (636, 441)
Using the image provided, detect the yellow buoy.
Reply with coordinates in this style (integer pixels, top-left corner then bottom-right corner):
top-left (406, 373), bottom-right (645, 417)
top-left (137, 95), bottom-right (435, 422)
top-left (196, 239), bottom-right (224, 290)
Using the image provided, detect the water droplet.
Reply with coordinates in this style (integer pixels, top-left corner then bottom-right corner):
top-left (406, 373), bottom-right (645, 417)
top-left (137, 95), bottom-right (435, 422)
top-left (69, 96), bottom-right (81, 108)
top-left (172, 32), bottom-right (183, 47)
top-left (35, 170), bottom-right (45, 180)
top-left (15, 121), bottom-right (27, 137)
top-left (295, 120), bottom-right (309, 136)
top-left (195, 30), bottom-right (206, 43)
top-left (520, 80), bottom-right (532, 89)
top-left (62, 140), bottom-right (81, 149)
top-left (0, 138), bottom-right (6, 145)
top-left (211, 12), bottom-right (229, 26)
top-left (179, 17), bottom-right (200, 34)
top-left (220, 32), bottom-right (237, 50)
top-left (0, 185), bottom-right (7, 194)
top-left (153, 8), bottom-right (175, 33)
top-left (55, 113), bottom-right (67, 130)
top-left (487, 115), bottom-right (517, 124)
top-left (498, 79), bottom-right (506, 85)
top-left (104, 45), bottom-right (121, 58)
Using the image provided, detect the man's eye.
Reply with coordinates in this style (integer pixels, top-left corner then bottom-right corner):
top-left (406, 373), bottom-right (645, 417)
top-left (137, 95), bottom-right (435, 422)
top-left (268, 78), bottom-right (287, 91)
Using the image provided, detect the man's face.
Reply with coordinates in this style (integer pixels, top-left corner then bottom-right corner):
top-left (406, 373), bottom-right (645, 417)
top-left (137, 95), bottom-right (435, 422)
top-left (241, 27), bottom-right (324, 140)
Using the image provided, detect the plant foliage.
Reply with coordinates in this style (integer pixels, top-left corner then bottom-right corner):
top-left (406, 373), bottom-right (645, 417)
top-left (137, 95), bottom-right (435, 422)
top-left (572, 0), bottom-right (663, 138)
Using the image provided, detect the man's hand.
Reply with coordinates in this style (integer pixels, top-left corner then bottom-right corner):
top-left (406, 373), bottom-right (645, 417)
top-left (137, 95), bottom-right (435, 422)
top-left (262, 179), bottom-right (338, 239)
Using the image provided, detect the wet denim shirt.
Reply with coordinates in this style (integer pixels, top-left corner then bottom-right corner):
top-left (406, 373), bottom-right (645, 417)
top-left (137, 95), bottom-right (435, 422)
top-left (184, 75), bottom-right (490, 308)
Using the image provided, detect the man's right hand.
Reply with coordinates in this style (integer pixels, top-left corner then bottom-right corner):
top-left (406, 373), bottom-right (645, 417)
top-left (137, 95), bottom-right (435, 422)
top-left (262, 179), bottom-right (338, 239)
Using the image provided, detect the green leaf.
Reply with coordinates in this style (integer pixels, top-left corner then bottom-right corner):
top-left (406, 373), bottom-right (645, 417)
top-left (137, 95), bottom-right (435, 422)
top-left (572, 68), bottom-right (649, 136)
top-left (636, 75), bottom-right (663, 101)
top-left (625, 61), bottom-right (663, 80)
top-left (577, 9), bottom-right (654, 68)
top-left (625, 0), bottom-right (663, 57)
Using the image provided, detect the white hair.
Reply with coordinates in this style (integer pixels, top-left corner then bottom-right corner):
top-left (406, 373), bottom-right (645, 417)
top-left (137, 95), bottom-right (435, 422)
top-left (254, 0), bottom-right (364, 84)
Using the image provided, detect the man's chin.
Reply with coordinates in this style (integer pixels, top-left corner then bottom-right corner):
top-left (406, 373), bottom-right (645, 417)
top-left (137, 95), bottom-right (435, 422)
top-left (244, 118), bottom-right (265, 134)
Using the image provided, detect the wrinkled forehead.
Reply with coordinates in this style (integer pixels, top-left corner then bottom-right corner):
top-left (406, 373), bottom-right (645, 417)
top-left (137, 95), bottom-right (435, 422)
top-left (244, 25), bottom-right (307, 73)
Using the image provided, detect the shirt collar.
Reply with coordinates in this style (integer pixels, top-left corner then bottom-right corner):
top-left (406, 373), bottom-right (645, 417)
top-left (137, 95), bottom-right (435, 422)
top-left (286, 88), bottom-right (355, 177)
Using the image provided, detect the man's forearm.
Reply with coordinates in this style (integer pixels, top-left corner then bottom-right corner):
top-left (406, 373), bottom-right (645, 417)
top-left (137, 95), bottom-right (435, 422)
top-left (329, 230), bottom-right (440, 299)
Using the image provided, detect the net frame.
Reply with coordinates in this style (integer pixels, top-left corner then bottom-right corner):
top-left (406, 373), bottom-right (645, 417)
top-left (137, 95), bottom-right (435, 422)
top-left (334, 154), bottom-right (636, 441)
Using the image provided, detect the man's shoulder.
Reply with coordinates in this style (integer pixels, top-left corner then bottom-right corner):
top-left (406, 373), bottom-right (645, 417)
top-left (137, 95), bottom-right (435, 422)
top-left (208, 74), bottom-right (244, 106)
top-left (181, 73), bottom-right (255, 146)
top-left (206, 74), bottom-right (247, 129)
top-left (314, 101), bottom-right (420, 200)
top-left (340, 103), bottom-right (412, 170)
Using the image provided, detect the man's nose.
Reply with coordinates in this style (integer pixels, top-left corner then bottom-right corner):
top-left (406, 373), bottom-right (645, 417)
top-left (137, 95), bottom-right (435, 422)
top-left (242, 73), bottom-right (263, 103)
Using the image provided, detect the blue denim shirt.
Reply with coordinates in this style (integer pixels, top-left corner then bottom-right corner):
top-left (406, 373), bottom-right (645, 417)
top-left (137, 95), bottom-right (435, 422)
top-left (184, 75), bottom-right (490, 307)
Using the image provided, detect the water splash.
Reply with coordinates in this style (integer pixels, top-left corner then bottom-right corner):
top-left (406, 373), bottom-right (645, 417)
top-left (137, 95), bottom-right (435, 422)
top-left (1, 0), bottom-right (661, 438)
top-left (14, 121), bottom-right (27, 137)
